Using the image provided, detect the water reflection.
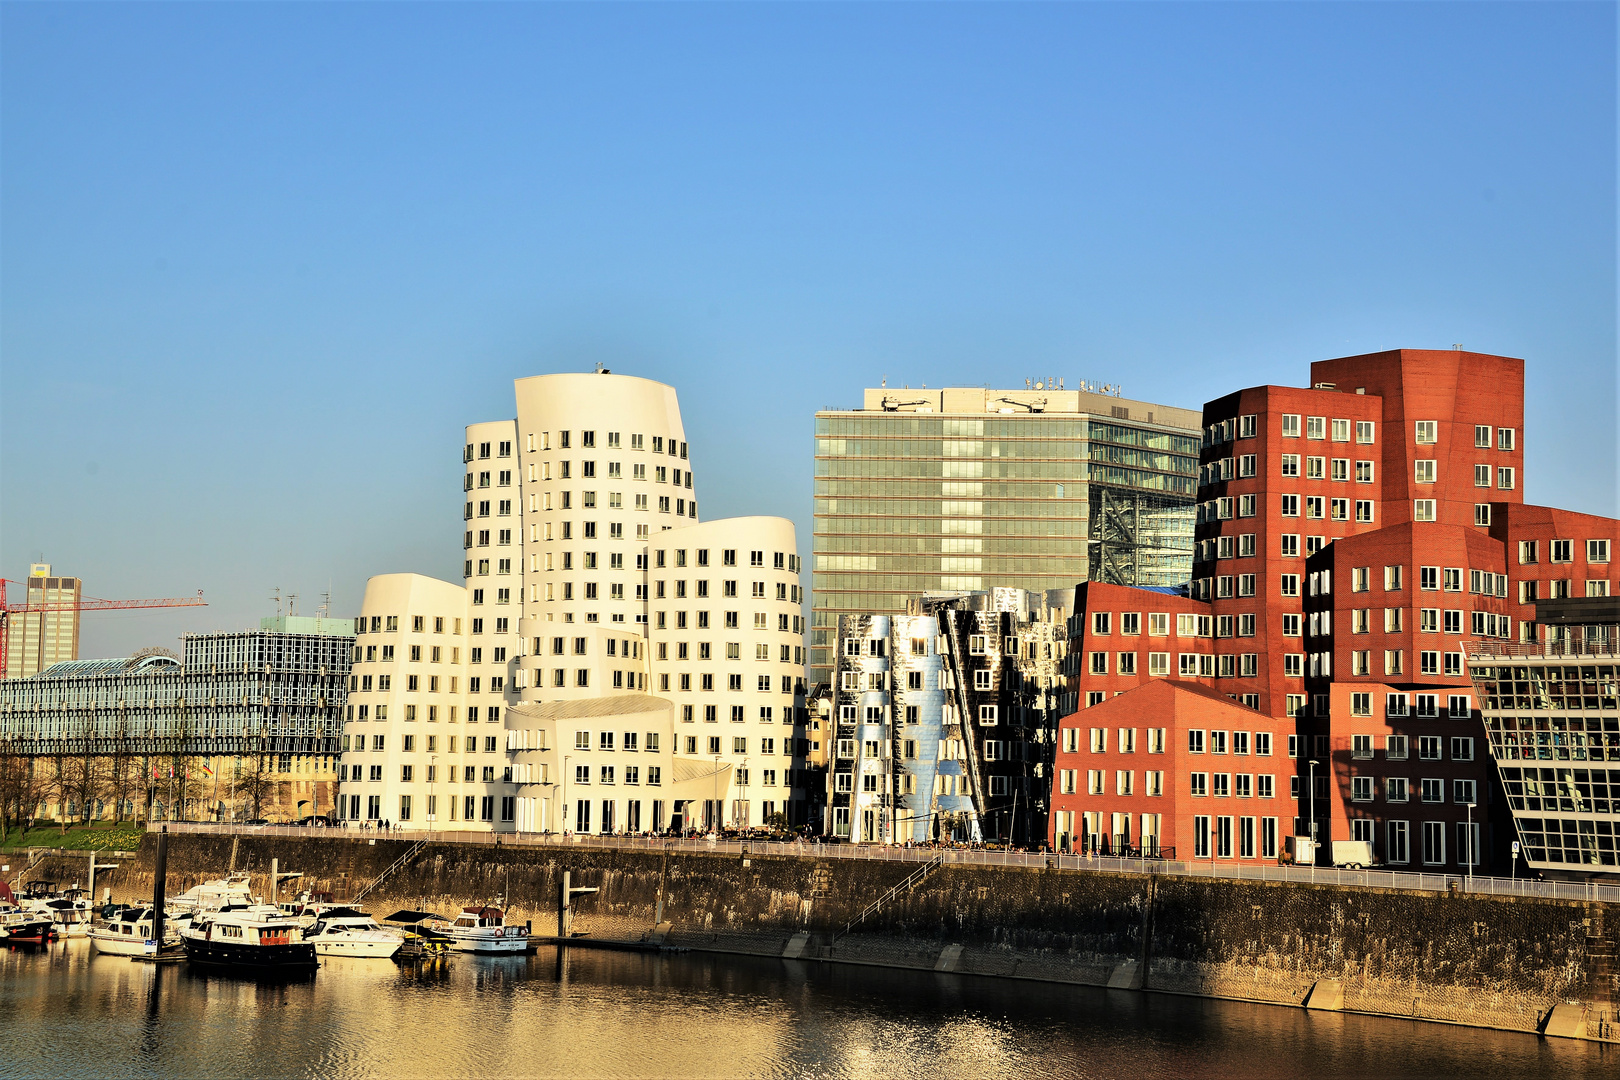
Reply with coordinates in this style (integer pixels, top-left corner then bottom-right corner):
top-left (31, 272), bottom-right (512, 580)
top-left (0, 938), bottom-right (1611, 1079)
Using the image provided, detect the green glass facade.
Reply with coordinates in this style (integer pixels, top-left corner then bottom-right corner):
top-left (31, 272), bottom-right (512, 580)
top-left (812, 411), bottom-right (1200, 681)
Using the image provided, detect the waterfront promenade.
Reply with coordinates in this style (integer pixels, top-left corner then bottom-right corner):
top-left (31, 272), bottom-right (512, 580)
top-left (147, 821), bottom-right (1620, 904)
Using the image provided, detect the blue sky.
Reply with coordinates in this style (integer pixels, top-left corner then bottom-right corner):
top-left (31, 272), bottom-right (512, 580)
top-left (2, 3), bottom-right (1614, 658)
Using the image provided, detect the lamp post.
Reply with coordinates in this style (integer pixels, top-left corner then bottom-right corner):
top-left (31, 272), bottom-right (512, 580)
top-left (1307, 759), bottom-right (1319, 865)
top-left (429, 753), bottom-right (438, 833)
top-left (713, 754), bottom-right (722, 833)
top-left (1465, 801), bottom-right (1476, 889)
top-left (563, 754), bottom-right (570, 835)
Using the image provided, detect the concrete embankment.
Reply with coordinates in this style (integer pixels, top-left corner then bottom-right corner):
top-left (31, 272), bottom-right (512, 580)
top-left (33, 833), bottom-right (1618, 1042)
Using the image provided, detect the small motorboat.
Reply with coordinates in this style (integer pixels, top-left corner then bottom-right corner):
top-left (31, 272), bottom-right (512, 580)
top-left (19, 882), bottom-right (94, 938)
top-left (0, 907), bottom-right (58, 945)
top-left (87, 905), bottom-right (188, 957)
top-left (307, 907), bottom-right (405, 959)
top-left (180, 904), bottom-right (317, 970)
top-left (428, 904), bottom-right (530, 955)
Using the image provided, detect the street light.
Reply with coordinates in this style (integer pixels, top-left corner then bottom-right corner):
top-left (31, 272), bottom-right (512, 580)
top-left (1307, 759), bottom-right (1319, 865)
top-left (563, 754), bottom-right (570, 835)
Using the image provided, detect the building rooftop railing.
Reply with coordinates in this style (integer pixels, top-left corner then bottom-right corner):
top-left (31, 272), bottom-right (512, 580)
top-left (1467, 639), bottom-right (1620, 661)
top-left (148, 822), bottom-right (1620, 904)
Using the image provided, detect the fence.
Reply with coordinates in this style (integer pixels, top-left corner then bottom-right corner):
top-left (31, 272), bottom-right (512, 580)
top-left (147, 821), bottom-right (1620, 904)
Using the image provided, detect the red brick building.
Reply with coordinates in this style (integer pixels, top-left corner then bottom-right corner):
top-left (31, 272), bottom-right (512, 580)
top-left (1050, 349), bottom-right (1618, 873)
top-left (1052, 679), bottom-right (1293, 859)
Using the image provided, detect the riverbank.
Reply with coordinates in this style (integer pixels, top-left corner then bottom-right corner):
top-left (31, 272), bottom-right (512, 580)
top-left (35, 829), bottom-right (1619, 1044)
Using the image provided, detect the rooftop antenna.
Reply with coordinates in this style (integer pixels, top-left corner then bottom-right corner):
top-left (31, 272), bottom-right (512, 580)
top-left (319, 585), bottom-right (332, 619)
top-left (270, 587), bottom-right (282, 617)
top-left (287, 592), bottom-right (298, 617)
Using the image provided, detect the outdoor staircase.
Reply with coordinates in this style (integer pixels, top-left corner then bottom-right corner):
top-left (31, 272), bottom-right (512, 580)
top-left (835, 854), bottom-right (944, 941)
top-left (353, 839), bottom-right (428, 904)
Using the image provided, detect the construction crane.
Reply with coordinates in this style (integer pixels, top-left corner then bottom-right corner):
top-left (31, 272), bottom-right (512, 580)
top-left (0, 578), bottom-right (208, 679)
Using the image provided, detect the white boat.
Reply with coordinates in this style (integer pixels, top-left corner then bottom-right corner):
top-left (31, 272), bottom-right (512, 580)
top-left (19, 883), bottom-right (94, 938)
top-left (430, 905), bottom-right (529, 954)
top-left (180, 904), bottom-right (316, 970)
top-left (307, 908), bottom-right (405, 959)
top-left (87, 906), bottom-right (187, 957)
top-left (169, 874), bottom-right (257, 914)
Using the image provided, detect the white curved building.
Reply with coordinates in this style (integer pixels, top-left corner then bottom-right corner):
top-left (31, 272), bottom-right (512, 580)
top-left (339, 369), bottom-right (808, 834)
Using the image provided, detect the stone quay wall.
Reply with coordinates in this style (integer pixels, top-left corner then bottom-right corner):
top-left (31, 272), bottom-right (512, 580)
top-left (32, 832), bottom-right (1617, 1040)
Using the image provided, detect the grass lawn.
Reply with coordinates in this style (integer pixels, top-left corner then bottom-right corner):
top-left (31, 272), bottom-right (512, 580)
top-left (0, 821), bottom-right (148, 853)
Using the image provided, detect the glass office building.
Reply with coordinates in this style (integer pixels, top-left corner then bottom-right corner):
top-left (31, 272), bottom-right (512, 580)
top-left (812, 385), bottom-right (1201, 681)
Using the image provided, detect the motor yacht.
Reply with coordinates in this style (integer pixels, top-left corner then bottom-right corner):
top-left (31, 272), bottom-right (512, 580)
top-left (306, 908), bottom-right (405, 959)
top-left (429, 905), bottom-right (530, 954)
top-left (180, 904), bottom-right (316, 970)
top-left (169, 874), bottom-right (257, 914)
top-left (87, 906), bottom-right (188, 957)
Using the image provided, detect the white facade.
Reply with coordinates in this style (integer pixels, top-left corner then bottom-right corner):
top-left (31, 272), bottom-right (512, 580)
top-left (339, 370), bottom-right (808, 833)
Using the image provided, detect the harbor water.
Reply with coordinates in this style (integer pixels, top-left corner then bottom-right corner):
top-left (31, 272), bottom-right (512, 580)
top-left (0, 938), bottom-right (1611, 1079)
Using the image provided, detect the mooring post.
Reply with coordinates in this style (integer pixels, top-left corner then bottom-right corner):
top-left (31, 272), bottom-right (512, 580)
top-left (152, 826), bottom-right (169, 949)
top-left (655, 844), bottom-right (670, 926)
top-left (560, 870), bottom-right (570, 938)
top-left (271, 858), bottom-right (279, 907)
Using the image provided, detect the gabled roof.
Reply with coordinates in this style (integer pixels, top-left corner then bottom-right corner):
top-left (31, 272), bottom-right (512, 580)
top-left (1073, 677), bottom-right (1273, 721)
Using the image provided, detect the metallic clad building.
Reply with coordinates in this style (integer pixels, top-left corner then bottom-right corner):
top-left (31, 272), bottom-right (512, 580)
top-left (829, 589), bottom-right (1069, 844)
top-left (812, 384), bottom-right (1200, 682)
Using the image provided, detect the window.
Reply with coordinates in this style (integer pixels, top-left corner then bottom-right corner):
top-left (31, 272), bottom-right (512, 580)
top-left (1414, 499), bottom-right (1437, 522)
top-left (1280, 454), bottom-right (1300, 477)
top-left (1281, 414), bottom-right (1300, 437)
top-left (1190, 773), bottom-right (1208, 797)
top-left (1475, 464), bottom-right (1491, 488)
top-left (1414, 460), bottom-right (1436, 484)
top-left (1497, 467), bottom-right (1515, 490)
top-left (1552, 539), bottom-right (1573, 563)
top-left (1306, 416), bottom-right (1325, 440)
top-left (1280, 494), bottom-right (1299, 517)
top-left (1475, 504), bottom-right (1492, 526)
top-left (1590, 539), bottom-right (1611, 564)
top-left (1475, 424), bottom-right (1491, 448)
top-left (1414, 420), bottom-right (1437, 444)
top-left (1498, 427), bottom-right (1515, 450)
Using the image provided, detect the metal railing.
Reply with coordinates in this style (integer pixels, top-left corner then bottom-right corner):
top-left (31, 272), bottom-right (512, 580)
top-left (838, 854), bottom-right (943, 940)
top-left (146, 822), bottom-right (1620, 904)
top-left (353, 839), bottom-right (428, 903)
top-left (1468, 638), bottom-right (1620, 660)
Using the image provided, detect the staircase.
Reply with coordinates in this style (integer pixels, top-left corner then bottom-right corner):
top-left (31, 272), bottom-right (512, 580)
top-left (353, 840), bottom-right (428, 904)
top-left (835, 854), bottom-right (944, 941)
